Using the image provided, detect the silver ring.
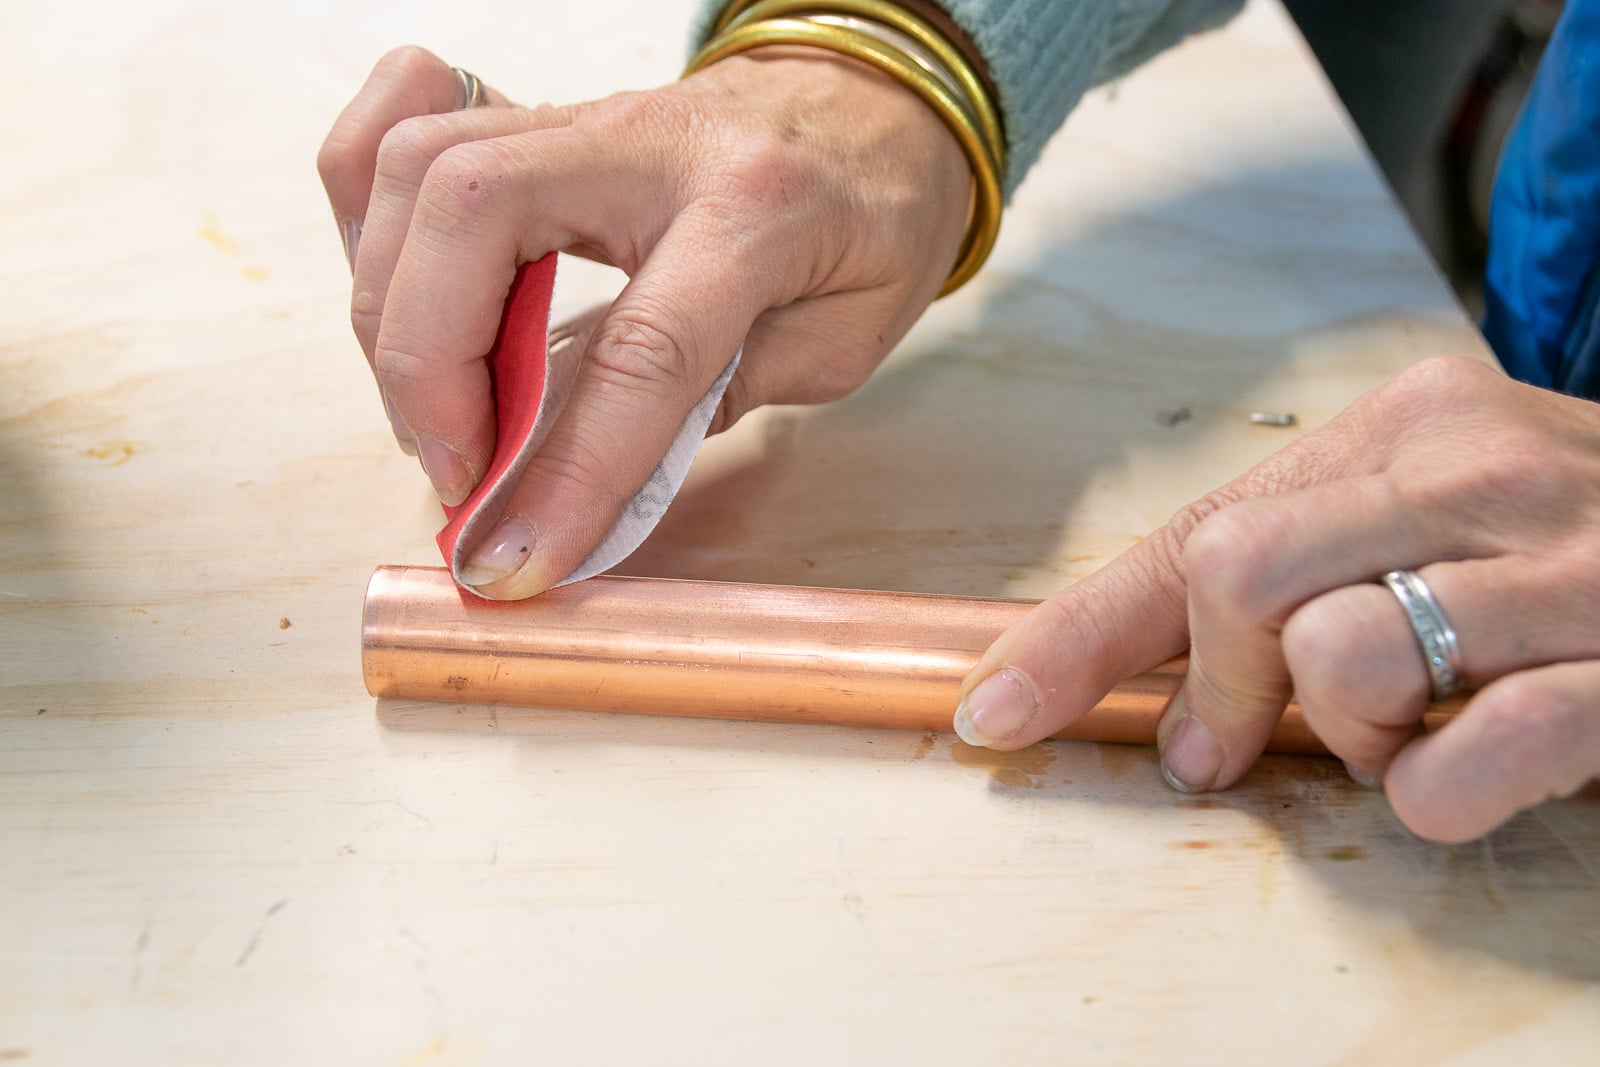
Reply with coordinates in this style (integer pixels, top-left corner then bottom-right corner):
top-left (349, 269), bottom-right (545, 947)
top-left (1380, 569), bottom-right (1463, 701)
top-left (451, 67), bottom-right (489, 110)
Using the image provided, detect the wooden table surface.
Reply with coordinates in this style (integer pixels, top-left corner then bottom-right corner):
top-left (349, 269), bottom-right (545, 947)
top-left (3, 1), bottom-right (1597, 1062)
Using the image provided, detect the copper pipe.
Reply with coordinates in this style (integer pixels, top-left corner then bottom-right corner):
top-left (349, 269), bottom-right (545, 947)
top-left (362, 566), bottom-right (1459, 754)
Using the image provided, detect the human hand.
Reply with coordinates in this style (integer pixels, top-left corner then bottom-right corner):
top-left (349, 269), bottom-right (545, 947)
top-left (954, 356), bottom-right (1600, 842)
top-left (318, 45), bottom-right (969, 597)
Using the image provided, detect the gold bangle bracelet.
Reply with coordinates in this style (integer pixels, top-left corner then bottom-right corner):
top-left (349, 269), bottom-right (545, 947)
top-left (809, 14), bottom-right (977, 132)
top-left (718, 0), bottom-right (1004, 170)
top-left (685, 16), bottom-right (1003, 295)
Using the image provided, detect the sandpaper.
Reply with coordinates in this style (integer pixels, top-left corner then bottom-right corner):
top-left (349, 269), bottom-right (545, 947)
top-left (436, 254), bottom-right (738, 594)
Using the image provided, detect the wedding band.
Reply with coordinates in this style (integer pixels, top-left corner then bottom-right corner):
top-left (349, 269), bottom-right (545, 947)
top-left (452, 67), bottom-right (488, 110)
top-left (1380, 569), bottom-right (1463, 701)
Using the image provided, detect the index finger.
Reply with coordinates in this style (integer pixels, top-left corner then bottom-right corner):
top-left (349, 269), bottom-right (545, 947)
top-left (952, 414), bottom-right (1383, 751)
top-left (952, 518), bottom-right (1195, 750)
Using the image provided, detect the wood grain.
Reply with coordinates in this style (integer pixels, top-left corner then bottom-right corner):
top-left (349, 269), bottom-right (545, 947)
top-left (2, 1), bottom-right (1596, 1063)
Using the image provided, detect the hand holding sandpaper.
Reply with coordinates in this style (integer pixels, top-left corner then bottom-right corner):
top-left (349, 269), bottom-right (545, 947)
top-left (316, 44), bottom-right (969, 597)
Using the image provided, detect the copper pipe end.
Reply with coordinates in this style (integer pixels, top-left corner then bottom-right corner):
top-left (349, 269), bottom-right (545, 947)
top-left (361, 566), bottom-right (1458, 755)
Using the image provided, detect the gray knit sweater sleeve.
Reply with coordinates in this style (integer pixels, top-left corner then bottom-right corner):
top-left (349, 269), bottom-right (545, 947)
top-left (690, 0), bottom-right (1245, 195)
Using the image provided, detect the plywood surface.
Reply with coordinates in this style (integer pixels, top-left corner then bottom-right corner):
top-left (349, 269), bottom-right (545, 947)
top-left (2, 1), bottom-right (1596, 1063)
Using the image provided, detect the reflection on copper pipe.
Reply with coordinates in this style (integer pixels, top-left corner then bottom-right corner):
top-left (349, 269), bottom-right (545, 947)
top-left (362, 566), bottom-right (1458, 755)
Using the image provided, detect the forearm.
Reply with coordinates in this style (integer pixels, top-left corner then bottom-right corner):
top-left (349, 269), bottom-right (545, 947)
top-left (691, 0), bottom-right (1246, 195)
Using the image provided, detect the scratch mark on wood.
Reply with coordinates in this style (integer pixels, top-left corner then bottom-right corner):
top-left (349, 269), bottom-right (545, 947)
top-left (336, 798), bottom-right (433, 830)
top-left (235, 898), bottom-right (288, 967)
top-left (399, 926), bottom-right (446, 1032)
top-left (129, 913), bottom-right (151, 994)
top-left (1532, 807), bottom-right (1600, 885)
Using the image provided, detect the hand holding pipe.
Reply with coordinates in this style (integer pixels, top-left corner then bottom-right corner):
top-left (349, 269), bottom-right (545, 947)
top-left (361, 566), bottom-right (1461, 753)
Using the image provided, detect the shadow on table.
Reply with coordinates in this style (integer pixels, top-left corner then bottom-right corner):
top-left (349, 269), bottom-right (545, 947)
top-left (614, 155), bottom-right (1447, 597)
top-left (0, 370), bottom-right (87, 705)
top-left (1291, 783), bottom-right (1600, 988)
top-left (1018, 737), bottom-right (1600, 988)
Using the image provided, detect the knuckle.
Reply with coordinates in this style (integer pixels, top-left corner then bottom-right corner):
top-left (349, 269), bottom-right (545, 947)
top-left (588, 310), bottom-right (694, 400)
top-left (1140, 499), bottom-right (1225, 616)
top-left (612, 86), bottom-right (817, 221)
top-left (1281, 596), bottom-right (1354, 700)
top-left (1381, 354), bottom-right (1493, 409)
top-left (316, 132), bottom-right (361, 188)
top-left (419, 140), bottom-right (509, 222)
top-left (590, 90), bottom-right (719, 176)
top-left (349, 305), bottom-right (383, 346)
top-left (589, 87), bottom-right (682, 130)
top-left (708, 128), bottom-right (815, 220)
top-left (1179, 499), bottom-right (1290, 619)
top-left (371, 341), bottom-right (429, 389)
top-left (376, 114), bottom-right (456, 183)
top-left (374, 44), bottom-right (444, 83)
top-left (1164, 487), bottom-right (1243, 554)
top-left (1352, 355), bottom-right (1484, 444)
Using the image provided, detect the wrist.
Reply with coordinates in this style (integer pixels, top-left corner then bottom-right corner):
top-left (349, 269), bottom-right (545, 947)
top-left (687, 0), bottom-right (1003, 294)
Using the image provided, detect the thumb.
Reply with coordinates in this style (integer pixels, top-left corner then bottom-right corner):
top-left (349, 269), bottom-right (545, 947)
top-left (456, 223), bottom-right (761, 599)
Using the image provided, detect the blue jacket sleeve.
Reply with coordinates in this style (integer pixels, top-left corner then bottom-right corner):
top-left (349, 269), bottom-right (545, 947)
top-left (1482, 0), bottom-right (1600, 398)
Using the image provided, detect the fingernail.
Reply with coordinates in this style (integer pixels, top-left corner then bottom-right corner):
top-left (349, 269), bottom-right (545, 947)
top-left (416, 436), bottom-right (474, 507)
top-left (342, 217), bottom-right (362, 272)
top-left (1344, 761), bottom-right (1383, 792)
top-left (384, 394), bottom-right (417, 456)
top-left (953, 667), bottom-right (1040, 747)
top-left (458, 516), bottom-right (538, 591)
top-left (1159, 693), bottom-right (1224, 793)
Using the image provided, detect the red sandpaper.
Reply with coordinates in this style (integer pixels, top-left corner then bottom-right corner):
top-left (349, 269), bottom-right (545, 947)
top-left (429, 252), bottom-right (740, 596)
top-left (435, 253), bottom-right (557, 573)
